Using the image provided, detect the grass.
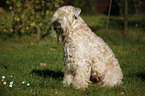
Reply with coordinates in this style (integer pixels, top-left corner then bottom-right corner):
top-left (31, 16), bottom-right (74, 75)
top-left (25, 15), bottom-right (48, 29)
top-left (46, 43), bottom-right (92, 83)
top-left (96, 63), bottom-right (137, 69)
top-left (0, 14), bottom-right (145, 96)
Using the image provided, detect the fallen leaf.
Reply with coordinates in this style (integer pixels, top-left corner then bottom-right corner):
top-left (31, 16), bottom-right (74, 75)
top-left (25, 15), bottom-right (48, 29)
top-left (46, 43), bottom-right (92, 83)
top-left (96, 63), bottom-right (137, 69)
top-left (137, 91), bottom-right (142, 93)
top-left (40, 63), bottom-right (47, 67)
top-left (132, 48), bottom-right (139, 52)
top-left (31, 42), bottom-right (34, 46)
top-left (50, 48), bottom-right (56, 51)
top-left (120, 91), bottom-right (125, 95)
top-left (88, 24), bottom-right (93, 27)
top-left (55, 91), bottom-right (58, 94)
top-left (122, 62), bottom-right (127, 65)
top-left (63, 84), bottom-right (66, 87)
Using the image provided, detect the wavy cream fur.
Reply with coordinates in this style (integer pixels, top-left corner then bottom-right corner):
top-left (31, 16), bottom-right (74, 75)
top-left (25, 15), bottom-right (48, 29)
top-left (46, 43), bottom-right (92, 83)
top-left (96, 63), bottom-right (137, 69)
top-left (51, 6), bottom-right (123, 89)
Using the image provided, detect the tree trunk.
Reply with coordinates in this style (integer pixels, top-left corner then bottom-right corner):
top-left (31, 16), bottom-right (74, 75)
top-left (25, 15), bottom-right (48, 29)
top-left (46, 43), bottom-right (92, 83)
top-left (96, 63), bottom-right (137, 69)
top-left (124, 0), bottom-right (128, 37)
top-left (106, 0), bottom-right (112, 31)
top-left (36, 24), bottom-right (41, 40)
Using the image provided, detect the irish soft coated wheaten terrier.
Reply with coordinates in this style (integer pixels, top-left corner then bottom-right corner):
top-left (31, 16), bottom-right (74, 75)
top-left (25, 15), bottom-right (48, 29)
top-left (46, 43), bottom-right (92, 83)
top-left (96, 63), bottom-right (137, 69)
top-left (51, 6), bottom-right (123, 89)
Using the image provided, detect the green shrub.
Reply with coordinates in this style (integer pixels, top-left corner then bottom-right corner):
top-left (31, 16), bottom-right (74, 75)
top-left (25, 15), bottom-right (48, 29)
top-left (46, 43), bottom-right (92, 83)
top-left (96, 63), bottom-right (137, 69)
top-left (1, 0), bottom-right (63, 39)
top-left (115, 0), bottom-right (142, 15)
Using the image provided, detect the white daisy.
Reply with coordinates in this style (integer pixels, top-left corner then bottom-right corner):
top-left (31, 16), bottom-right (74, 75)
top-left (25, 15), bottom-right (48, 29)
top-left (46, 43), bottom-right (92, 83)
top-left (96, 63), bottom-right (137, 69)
top-left (10, 81), bottom-right (13, 85)
top-left (3, 81), bottom-right (6, 85)
top-left (27, 83), bottom-right (30, 86)
top-left (2, 75), bottom-right (5, 79)
top-left (22, 81), bottom-right (25, 84)
top-left (9, 84), bottom-right (13, 87)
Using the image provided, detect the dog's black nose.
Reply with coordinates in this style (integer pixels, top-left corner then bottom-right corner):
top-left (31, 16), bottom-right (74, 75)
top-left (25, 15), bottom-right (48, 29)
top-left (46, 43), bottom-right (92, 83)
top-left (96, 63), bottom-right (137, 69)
top-left (53, 21), bottom-right (61, 28)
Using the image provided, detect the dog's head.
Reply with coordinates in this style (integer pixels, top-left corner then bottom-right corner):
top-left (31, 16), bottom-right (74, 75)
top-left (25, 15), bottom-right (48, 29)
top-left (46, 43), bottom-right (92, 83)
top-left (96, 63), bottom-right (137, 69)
top-left (51, 6), bottom-right (81, 44)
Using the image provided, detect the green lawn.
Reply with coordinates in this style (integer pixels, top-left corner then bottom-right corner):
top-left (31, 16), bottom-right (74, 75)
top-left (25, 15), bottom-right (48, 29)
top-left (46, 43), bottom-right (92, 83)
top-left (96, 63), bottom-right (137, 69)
top-left (0, 14), bottom-right (145, 96)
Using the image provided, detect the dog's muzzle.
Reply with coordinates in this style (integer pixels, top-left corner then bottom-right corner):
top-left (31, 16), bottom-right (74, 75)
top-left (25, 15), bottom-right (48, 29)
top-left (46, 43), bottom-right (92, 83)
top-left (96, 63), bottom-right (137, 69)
top-left (52, 21), bottom-right (65, 44)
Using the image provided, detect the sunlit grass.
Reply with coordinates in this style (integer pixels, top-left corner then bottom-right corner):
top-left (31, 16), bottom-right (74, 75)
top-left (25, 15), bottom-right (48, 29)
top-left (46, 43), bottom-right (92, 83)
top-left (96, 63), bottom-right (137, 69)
top-left (0, 14), bottom-right (145, 96)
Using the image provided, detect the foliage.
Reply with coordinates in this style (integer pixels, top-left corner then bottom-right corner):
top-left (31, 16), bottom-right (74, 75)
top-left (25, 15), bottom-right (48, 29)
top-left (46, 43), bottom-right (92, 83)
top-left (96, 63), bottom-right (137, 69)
top-left (72, 0), bottom-right (96, 14)
top-left (115, 0), bottom-right (142, 15)
top-left (0, 0), bottom-right (63, 39)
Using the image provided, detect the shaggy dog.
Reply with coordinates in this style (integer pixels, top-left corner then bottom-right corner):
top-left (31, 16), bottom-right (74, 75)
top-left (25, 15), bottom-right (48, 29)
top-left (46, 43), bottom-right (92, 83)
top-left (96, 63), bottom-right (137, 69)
top-left (51, 6), bottom-right (123, 89)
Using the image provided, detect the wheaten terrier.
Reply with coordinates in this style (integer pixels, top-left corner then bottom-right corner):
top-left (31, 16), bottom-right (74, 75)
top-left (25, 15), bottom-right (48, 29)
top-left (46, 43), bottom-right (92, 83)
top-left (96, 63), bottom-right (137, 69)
top-left (51, 6), bottom-right (123, 89)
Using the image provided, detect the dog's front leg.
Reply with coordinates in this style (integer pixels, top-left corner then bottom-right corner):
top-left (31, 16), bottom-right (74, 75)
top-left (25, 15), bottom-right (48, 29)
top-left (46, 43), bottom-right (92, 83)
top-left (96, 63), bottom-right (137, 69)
top-left (63, 68), bottom-right (74, 85)
top-left (72, 64), bottom-right (91, 89)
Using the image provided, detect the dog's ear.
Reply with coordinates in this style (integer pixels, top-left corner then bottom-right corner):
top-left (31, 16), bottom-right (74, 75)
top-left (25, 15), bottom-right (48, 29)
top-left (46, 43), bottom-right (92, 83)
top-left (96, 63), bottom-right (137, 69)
top-left (74, 8), bottom-right (81, 19)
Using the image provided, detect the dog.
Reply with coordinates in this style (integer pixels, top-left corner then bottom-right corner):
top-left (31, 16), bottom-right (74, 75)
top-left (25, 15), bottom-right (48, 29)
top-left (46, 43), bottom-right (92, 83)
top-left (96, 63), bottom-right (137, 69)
top-left (51, 6), bottom-right (123, 89)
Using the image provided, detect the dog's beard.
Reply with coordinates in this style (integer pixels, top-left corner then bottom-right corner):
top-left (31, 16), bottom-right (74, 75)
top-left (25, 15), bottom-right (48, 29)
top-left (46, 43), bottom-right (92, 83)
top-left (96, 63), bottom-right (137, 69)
top-left (56, 27), bottom-right (64, 44)
top-left (52, 21), bottom-right (65, 44)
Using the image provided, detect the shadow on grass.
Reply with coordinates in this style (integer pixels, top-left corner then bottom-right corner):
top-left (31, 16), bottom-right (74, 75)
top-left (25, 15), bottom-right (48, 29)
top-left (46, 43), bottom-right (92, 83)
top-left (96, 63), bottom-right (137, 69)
top-left (89, 25), bottom-right (102, 32)
top-left (136, 73), bottom-right (145, 80)
top-left (31, 69), bottom-right (64, 81)
top-left (127, 72), bottom-right (145, 81)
